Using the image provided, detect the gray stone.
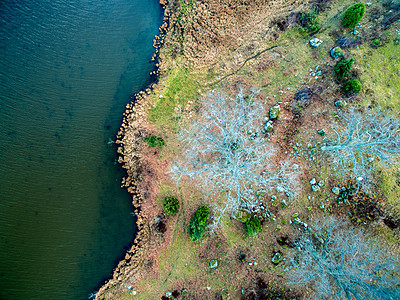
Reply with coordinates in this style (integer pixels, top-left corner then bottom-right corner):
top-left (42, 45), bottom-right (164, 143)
top-left (312, 185), bottom-right (320, 192)
top-left (166, 291), bottom-right (172, 298)
top-left (293, 217), bottom-right (301, 224)
top-left (272, 252), bottom-right (283, 264)
top-left (269, 104), bottom-right (280, 119)
top-left (210, 259), bottom-right (218, 269)
top-left (310, 178), bottom-right (317, 185)
top-left (330, 47), bottom-right (344, 59)
top-left (318, 180), bottom-right (324, 187)
top-left (335, 100), bottom-right (347, 108)
top-left (332, 187), bottom-right (340, 195)
top-left (264, 120), bottom-right (273, 132)
top-left (309, 38), bottom-right (323, 48)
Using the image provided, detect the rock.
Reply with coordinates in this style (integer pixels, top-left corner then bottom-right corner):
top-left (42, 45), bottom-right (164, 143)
top-left (271, 252), bottom-right (283, 264)
top-left (282, 199), bottom-right (288, 208)
top-left (293, 217), bottom-right (301, 224)
top-left (310, 178), bottom-right (317, 185)
top-left (269, 104), bottom-right (280, 119)
top-left (207, 287), bottom-right (211, 291)
top-left (309, 38), bottom-right (323, 48)
top-left (292, 87), bottom-right (312, 112)
top-left (336, 36), bottom-right (361, 49)
top-left (318, 180), bottom-right (324, 187)
top-left (264, 120), bottom-right (273, 132)
top-left (330, 47), bottom-right (344, 59)
top-left (166, 291), bottom-right (172, 298)
top-left (332, 187), bottom-right (340, 195)
top-left (210, 259), bottom-right (218, 269)
top-left (335, 100), bottom-right (347, 108)
top-left (312, 185), bottom-right (320, 192)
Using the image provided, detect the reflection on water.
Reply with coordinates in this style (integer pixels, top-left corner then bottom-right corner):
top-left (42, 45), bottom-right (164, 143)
top-left (0, 0), bottom-right (162, 299)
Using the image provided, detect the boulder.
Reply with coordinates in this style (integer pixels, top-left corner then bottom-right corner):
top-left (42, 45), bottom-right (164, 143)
top-left (335, 100), bottom-right (347, 108)
top-left (330, 47), bottom-right (344, 59)
top-left (312, 185), bottom-right (320, 192)
top-left (264, 120), bottom-right (273, 132)
top-left (332, 187), bottom-right (340, 195)
top-left (269, 104), bottom-right (280, 119)
top-left (309, 38), bottom-right (323, 48)
top-left (210, 259), bottom-right (218, 269)
top-left (271, 252), bottom-right (283, 264)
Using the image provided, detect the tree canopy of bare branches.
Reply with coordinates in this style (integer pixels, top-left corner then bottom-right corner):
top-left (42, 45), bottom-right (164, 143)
top-left (171, 89), bottom-right (299, 229)
top-left (287, 216), bottom-right (400, 299)
top-left (321, 108), bottom-right (400, 186)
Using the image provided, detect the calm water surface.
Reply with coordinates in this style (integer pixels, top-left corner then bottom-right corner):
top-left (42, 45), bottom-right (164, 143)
top-left (0, 1), bottom-right (162, 299)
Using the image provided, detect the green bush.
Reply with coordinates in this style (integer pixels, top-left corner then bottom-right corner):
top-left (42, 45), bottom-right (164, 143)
top-left (162, 196), bottom-right (180, 216)
top-left (342, 79), bottom-right (362, 94)
top-left (144, 135), bottom-right (165, 147)
top-left (334, 58), bottom-right (354, 78)
top-left (187, 206), bottom-right (210, 241)
top-left (342, 3), bottom-right (365, 28)
top-left (244, 217), bottom-right (262, 236)
top-left (300, 10), bottom-right (320, 33)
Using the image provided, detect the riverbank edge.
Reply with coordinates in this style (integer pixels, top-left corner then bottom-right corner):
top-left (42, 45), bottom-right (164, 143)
top-left (95, 1), bottom-right (172, 298)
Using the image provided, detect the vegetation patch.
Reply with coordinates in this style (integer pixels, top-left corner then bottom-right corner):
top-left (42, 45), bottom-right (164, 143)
top-left (162, 196), bottom-right (180, 216)
top-left (244, 217), bottom-right (262, 237)
top-left (342, 3), bottom-right (365, 28)
top-left (144, 135), bottom-right (165, 147)
top-left (342, 78), bottom-right (361, 94)
top-left (187, 206), bottom-right (210, 241)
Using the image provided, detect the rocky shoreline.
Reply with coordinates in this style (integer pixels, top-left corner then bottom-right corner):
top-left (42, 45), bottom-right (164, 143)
top-left (95, 2), bottom-right (171, 298)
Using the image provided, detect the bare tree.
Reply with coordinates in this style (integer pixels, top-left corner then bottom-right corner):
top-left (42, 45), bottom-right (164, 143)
top-left (287, 216), bottom-right (400, 300)
top-left (321, 108), bottom-right (400, 186)
top-left (171, 89), bottom-right (299, 229)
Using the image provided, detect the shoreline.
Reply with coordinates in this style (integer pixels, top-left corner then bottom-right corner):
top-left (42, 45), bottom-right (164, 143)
top-left (95, 1), bottom-right (172, 298)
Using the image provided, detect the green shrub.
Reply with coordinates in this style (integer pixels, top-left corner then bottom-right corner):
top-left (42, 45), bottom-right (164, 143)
top-left (300, 10), bottom-right (320, 33)
top-left (342, 3), bottom-right (365, 28)
top-left (342, 79), bottom-right (362, 94)
top-left (144, 135), bottom-right (165, 147)
top-left (334, 58), bottom-right (354, 78)
top-left (162, 196), bottom-right (180, 216)
top-left (244, 217), bottom-right (262, 236)
top-left (187, 206), bottom-right (210, 241)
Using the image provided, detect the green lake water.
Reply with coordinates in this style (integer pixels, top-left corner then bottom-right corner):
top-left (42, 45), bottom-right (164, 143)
top-left (0, 0), bottom-right (162, 299)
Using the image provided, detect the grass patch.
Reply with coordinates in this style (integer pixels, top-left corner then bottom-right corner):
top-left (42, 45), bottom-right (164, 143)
top-left (148, 66), bottom-right (201, 131)
top-left (356, 33), bottom-right (400, 111)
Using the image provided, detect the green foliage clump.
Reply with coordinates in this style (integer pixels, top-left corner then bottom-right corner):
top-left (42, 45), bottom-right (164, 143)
top-left (342, 79), bottom-right (362, 94)
top-left (334, 58), bottom-right (354, 78)
top-left (300, 10), bottom-right (320, 33)
top-left (342, 3), bottom-right (365, 28)
top-left (187, 206), bottom-right (210, 241)
top-left (144, 135), bottom-right (165, 147)
top-left (244, 217), bottom-right (262, 236)
top-left (162, 196), bottom-right (180, 216)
